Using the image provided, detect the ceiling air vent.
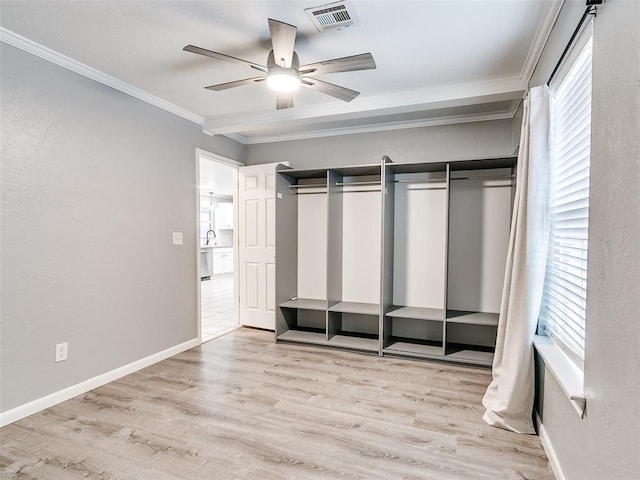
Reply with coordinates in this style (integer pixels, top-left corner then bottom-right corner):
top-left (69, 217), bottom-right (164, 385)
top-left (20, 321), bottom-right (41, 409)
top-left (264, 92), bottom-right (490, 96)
top-left (305, 1), bottom-right (356, 32)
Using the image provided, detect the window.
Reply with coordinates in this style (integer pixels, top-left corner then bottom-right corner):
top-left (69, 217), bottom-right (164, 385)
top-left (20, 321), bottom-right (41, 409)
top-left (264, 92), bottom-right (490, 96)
top-left (539, 26), bottom-right (593, 367)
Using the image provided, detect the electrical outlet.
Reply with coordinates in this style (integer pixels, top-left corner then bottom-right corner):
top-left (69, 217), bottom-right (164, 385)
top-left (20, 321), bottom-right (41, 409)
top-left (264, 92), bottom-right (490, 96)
top-left (172, 232), bottom-right (183, 245)
top-left (55, 342), bottom-right (68, 362)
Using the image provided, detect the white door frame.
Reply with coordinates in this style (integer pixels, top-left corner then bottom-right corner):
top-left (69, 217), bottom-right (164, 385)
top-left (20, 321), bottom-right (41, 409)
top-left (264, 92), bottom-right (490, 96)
top-left (195, 148), bottom-right (244, 344)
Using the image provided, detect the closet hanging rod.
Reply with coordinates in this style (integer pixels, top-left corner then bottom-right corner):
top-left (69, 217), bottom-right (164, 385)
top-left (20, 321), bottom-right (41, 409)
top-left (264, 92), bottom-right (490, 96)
top-left (339, 188), bottom-right (381, 193)
top-left (450, 175), bottom-right (514, 181)
top-left (402, 186), bottom-right (447, 190)
top-left (289, 183), bottom-right (327, 189)
top-left (295, 190), bottom-right (328, 195)
top-left (336, 181), bottom-right (381, 187)
top-left (394, 178), bottom-right (446, 184)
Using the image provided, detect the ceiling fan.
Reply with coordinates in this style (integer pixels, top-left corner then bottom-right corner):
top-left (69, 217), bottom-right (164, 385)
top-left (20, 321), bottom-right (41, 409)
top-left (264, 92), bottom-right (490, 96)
top-left (183, 18), bottom-right (376, 110)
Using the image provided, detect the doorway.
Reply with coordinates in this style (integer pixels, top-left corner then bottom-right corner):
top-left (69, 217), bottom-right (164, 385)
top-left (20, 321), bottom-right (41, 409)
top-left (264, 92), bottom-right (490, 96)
top-left (197, 149), bottom-right (243, 342)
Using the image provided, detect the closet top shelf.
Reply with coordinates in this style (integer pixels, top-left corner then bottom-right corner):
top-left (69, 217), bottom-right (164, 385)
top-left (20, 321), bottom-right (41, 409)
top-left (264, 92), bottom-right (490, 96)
top-left (330, 164), bottom-right (381, 177)
top-left (277, 156), bottom-right (517, 180)
top-left (448, 156), bottom-right (517, 171)
top-left (278, 167), bottom-right (329, 180)
top-left (387, 162), bottom-right (447, 174)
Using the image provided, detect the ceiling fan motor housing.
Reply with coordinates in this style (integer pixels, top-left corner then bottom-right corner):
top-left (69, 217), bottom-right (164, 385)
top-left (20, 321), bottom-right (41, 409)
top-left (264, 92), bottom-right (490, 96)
top-left (266, 50), bottom-right (301, 92)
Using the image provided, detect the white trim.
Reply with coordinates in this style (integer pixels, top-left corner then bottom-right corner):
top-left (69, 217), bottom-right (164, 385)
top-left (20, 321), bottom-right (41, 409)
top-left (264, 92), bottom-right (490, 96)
top-left (196, 148), bottom-right (244, 168)
top-left (520, 0), bottom-right (566, 82)
top-left (0, 27), bottom-right (204, 126)
top-left (237, 109), bottom-right (518, 145)
top-left (0, 338), bottom-right (200, 427)
top-left (195, 152), bottom-right (203, 344)
top-left (536, 412), bottom-right (567, 480)
top-left (534, 335), bottom-right (586, 417)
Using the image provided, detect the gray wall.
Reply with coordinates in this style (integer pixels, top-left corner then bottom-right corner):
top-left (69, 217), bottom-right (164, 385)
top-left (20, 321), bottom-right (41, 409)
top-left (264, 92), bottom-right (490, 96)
top-left (245, 118), bottom-right (518, 168)
top-left (0, 44), bottom-right (244, 411)
top-left (532, 1), bottom-right (640, 479)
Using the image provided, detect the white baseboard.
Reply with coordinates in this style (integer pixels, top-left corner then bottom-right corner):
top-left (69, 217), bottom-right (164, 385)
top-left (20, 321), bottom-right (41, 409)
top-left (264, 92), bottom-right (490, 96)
top-left (536, 412), bottom-right (566, 480)
top-left (0, 338), bottom-right (200, 427)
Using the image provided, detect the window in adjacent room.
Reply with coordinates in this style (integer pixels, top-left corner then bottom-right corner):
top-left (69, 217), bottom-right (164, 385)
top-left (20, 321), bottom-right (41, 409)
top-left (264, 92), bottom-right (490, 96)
top-left (538, 24), bottom-right (593, 368)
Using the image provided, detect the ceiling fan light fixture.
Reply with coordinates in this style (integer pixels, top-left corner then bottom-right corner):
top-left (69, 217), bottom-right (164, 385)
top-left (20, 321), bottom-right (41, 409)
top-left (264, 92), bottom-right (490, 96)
top-left (266, 67), bottom-right (301, 92)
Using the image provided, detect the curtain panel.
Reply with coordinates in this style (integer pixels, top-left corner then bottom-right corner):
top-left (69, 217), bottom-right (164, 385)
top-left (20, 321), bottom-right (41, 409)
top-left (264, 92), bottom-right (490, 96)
top-left (482, 85), bottom-right (550, 434)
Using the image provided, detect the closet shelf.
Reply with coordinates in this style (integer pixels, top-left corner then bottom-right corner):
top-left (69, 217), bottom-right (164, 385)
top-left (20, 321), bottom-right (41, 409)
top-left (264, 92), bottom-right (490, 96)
top-left (445, 346), bottom-right (494, 366)
top-left (277, 330), bottom-right (326, 345)
top-left (446, 311), bottom-right (499, 326)
top-left (327, 334), bottom-right (378, 352)
top-left (328, 301), bottom-right (379, 315)
top-left (280, 298), bottom-right (328, 311)
top-left (386, 306), bottom-right (445, 321)
top-left (394, 178), bottom-right (446, 184)
top-left (383, 340), bottom-right (443, 358)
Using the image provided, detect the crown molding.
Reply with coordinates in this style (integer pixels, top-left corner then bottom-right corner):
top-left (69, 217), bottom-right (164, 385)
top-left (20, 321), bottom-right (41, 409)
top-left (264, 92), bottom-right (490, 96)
top-left (0, 27), bottom-right (205, 126)
top-left (520, 0), bottom-right (565, 83)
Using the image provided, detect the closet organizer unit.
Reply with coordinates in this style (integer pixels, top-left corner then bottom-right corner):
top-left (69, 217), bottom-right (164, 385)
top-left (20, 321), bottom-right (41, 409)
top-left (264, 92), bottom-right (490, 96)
top-left (275, 164), bottom-right (382, 353)
top-left (276, 156), bottom-right (516, 366)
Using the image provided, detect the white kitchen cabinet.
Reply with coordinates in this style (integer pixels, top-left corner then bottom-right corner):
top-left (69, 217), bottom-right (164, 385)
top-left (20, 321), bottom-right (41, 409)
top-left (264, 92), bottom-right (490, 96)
top-left (212, 249), bottom-right (234, 275)
top-left (215, 203), bottom-right (234, 230)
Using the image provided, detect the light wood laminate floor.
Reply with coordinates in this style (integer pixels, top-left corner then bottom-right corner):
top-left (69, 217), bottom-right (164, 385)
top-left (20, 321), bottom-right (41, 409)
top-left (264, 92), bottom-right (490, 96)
top-left (1, 328), bottom-right (553, 479)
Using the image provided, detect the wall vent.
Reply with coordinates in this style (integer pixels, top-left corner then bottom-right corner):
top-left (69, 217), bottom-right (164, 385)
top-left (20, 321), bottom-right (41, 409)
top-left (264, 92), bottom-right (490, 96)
top-left (305, 1), bottom-right (356, 32)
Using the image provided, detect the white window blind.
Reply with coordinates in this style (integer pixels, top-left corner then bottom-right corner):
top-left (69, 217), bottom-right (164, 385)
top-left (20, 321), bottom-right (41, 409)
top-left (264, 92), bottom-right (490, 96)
top-left (539, 29), bottom-right (593, 366)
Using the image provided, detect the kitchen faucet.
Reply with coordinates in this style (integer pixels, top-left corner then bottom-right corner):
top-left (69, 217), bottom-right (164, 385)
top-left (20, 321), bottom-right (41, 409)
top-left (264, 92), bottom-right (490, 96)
top-left (206, 229), bottom-right (217, 245)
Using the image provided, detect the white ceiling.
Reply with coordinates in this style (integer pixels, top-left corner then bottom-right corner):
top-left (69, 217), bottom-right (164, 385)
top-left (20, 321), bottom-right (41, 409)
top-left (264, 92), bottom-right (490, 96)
top-left (0, 1), bottom-right (561, 144)
top-left (199, 158), bottom-right (235, 197)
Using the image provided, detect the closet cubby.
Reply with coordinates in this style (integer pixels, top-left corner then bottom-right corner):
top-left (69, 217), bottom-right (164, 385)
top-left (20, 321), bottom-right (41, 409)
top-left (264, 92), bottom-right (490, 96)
top-left (275, 156), bottom-right (516, 366)
top-left (326, 165), bottom-right (382, 352)
top-left (275, 166), bottom-right (329, 344)
top-left (381, 161), bottom-right (449, 359)
top-left (444, 159), bottom-right (514, 364)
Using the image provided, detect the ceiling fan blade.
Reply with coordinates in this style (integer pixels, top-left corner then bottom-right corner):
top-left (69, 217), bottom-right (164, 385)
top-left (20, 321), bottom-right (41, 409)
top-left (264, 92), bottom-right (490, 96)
top-left (301, 77), bottom-right (360, 102)
top-left (205, 77), bottom-right (265, 91)
top-left (268, 19), bottom-right (297, 68)
top-left (183, 45), bottom-right (267, 72)
top-left (276, 93), bottom-right (294, 110)
top-left (299, 53), bottom-right (376, 75)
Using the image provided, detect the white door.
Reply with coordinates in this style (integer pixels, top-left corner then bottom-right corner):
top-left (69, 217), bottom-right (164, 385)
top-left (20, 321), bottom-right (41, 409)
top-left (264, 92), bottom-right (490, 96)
top-left (238, 163), bottom-right (279, 330)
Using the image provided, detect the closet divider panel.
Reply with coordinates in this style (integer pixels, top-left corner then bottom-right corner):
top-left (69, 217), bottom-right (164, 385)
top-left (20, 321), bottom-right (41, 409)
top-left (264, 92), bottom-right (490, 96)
top-left (275, 168), bottom-right (299, 337)
top-left (326, 171), bottom-right (344, 305)
top-left (380, 163), bottom-right (395, 351)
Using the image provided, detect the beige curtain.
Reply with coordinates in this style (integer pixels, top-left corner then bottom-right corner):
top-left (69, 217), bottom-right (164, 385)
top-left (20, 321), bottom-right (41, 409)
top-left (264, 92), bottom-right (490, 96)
top-left (482, 85), bottom-right (550, 434)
